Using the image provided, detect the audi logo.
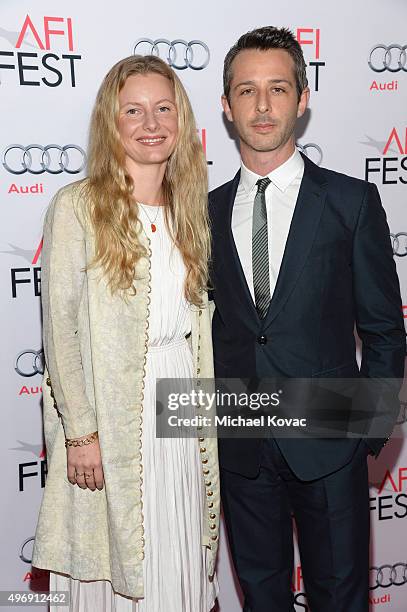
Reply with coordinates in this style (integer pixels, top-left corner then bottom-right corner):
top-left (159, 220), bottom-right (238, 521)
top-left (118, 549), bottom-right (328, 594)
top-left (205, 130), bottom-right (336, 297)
top-left (15, 349), bottom-right (44, 378)
top-left (390, 232), bottom-right (407, 257)
top-left (20, 537), bottom-right (35, 564)
top-left (370, 563), bottom-right (407, 589)
top-left (297, 142), bottom-right (323, 166)
top-left (133, 38), bottom-right (210, 70)
top-left (368, 44), bottom-right (407, 73)
top-left (2, 144), bottom-right (86, 175)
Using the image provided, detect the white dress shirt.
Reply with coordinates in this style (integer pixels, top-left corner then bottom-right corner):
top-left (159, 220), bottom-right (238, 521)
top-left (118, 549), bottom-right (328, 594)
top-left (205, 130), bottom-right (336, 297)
top-left (232, 147), bottom-right (304, 301)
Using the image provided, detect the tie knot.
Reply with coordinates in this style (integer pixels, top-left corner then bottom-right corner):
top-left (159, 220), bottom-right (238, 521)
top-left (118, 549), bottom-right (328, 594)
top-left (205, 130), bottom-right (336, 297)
top-left (256, 177), bottom-right (271, 194)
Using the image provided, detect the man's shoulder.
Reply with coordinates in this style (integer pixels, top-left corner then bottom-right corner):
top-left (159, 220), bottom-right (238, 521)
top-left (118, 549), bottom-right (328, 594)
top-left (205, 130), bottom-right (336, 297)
top-left (312, 160), bottom-right (371, 198)
top-left (209, 171), bottom-right (240, 203)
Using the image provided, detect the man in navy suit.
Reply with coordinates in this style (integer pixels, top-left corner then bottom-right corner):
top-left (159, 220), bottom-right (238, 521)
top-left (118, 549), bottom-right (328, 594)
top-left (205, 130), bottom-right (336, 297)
top-left (209, 26), bottom-right (405, 611)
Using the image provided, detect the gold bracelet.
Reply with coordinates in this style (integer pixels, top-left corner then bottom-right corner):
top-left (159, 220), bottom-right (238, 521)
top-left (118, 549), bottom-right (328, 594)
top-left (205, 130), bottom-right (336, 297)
top-left (65, 431), bottom-right (98, 448)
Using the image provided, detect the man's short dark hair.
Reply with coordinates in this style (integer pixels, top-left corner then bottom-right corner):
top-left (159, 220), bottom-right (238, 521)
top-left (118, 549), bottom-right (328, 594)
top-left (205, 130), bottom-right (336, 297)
top-left (223, 26), bottom-right (308, 102)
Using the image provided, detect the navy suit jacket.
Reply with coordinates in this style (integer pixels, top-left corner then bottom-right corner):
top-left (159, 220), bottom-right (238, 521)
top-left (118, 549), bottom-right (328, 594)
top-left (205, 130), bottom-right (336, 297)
top-left (209, 154), bottom-right (405, 480)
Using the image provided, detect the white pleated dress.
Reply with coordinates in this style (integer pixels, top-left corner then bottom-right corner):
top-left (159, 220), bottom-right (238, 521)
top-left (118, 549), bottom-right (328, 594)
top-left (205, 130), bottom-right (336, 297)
top-left (50, 205), bottom-right (218, 611)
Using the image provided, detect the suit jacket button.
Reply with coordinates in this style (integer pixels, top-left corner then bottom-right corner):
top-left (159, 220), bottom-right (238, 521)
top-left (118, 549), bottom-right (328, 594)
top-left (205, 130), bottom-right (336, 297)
top-left (258, 335), bottom-right (267, 345)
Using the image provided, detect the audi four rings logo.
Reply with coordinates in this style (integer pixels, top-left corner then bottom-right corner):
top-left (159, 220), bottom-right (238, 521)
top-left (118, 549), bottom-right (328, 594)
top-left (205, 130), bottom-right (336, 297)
top-left (2, 144), bottom-right (86, 175)
top-left (370, 563), bottom-right (407, 589)
top-left (133, 38), bottom-right (210, 70)
top-left (368, 44), bottom-right (407, 72)
top-left (20, 537), bottom-right (34, 564)
top-left (297, 143), bottom-right (323, 166)
top-left (15, 349), bottom-right (44, 377)
top-left (390, 233), bottom-right (407, 257)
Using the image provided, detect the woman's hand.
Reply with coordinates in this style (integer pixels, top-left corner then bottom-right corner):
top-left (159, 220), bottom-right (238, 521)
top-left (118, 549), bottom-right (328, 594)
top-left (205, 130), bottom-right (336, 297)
top-left (66, 435), bottom-right (104, 491)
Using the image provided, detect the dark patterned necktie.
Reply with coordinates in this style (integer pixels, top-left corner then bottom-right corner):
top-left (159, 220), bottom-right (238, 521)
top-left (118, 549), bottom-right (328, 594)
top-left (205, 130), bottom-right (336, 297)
top-left (252, 177), bottom-right (271, 318)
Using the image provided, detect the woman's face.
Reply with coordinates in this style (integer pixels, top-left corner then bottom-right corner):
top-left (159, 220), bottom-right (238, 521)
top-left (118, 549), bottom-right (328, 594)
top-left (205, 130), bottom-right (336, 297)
top-left (117, 72), bottom-right (178, 171)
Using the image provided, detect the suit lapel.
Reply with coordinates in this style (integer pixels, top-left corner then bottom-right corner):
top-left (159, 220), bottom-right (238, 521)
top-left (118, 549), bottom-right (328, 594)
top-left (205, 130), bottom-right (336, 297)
top-left (214, 170), bottom-right (259, 327)
top-left (264, 155), bottom-right (327, 327)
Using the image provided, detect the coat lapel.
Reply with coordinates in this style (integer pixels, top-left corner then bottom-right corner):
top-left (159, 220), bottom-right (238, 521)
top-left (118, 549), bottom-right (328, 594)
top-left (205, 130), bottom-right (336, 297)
top-left (264, 155), bottom-right (327, 327)
top-left (214, 170), bottom-right (260, 327)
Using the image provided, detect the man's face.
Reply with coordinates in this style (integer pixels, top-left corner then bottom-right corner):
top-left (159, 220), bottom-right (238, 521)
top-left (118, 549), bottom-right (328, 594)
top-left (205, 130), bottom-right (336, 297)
top-left (222, 48), bottom-right (309, 157)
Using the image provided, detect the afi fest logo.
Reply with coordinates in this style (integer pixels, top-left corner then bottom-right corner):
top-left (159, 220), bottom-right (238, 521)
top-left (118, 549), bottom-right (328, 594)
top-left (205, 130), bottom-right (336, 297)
top-left (362, 126), bottom-right (407, 184)
top-left (198, 128), bottom-right (212, 165)
top-left (368, 43), bottom-right (406, 93)
top-left (291, 565), bottom-right (309, 610)
top-left (10, 440), bottom-right (47, 492)
top-left (0, 15), bottom-right (81, 87)
top-left (370, 466), bottom-right (407, 522)
top-left (295, 28), bottom-right (325, 92)
top-left (0, 238), bottom-right (42, 298)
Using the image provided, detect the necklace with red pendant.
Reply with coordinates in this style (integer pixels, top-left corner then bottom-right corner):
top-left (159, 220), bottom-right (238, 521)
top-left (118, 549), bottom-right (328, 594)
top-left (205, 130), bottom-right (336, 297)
top-left (139, 203), bottom-right (160, 233)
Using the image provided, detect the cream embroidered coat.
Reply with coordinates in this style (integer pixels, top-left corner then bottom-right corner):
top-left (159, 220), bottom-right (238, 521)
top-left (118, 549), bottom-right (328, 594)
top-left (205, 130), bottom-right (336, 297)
top-left (32, 181), bottom-right (219, 598)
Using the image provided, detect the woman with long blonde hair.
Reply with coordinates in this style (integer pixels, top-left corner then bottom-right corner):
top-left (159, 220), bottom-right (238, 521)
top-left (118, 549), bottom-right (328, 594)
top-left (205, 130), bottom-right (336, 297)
top-left (32, 55), bottom-right (219, 611)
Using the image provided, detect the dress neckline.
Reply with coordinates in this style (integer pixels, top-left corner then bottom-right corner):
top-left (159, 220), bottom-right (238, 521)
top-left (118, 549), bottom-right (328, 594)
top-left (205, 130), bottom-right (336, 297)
top-left (138, 203), bottom-right (164, 208)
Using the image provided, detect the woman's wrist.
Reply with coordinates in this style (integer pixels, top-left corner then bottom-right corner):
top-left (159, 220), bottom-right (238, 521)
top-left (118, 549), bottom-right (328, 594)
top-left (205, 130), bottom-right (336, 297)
top-left (65, 431), bottom-right (98, 448)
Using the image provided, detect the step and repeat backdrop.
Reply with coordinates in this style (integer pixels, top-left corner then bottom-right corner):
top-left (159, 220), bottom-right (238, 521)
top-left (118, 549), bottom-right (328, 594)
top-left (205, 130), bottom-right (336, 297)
top-left (0, 0), bottom-right (406, 610)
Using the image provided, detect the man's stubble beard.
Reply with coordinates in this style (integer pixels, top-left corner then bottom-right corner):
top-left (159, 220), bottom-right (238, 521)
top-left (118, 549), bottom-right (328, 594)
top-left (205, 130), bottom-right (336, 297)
top-left (239, 117), bottom-right (296, 155)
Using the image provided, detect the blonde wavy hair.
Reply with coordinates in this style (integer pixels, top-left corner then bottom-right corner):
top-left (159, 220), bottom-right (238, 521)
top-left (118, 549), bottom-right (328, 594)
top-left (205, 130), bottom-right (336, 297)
top-left (83, 55), bottom-right (209, 306)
